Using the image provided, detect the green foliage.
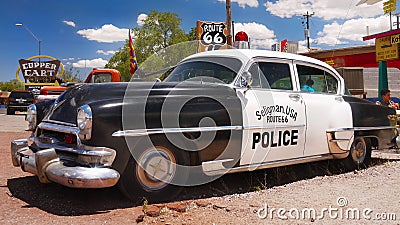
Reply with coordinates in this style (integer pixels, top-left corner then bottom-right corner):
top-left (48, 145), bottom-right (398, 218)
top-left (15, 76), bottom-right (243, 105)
top-left (105, 40), bottom-right (131, 81)
top-left (106, 10), bottom-right (197, 81)
top-left (0, 79), bottom-right (24, 91)
top-left (59, 67), bottom-right (83, 82)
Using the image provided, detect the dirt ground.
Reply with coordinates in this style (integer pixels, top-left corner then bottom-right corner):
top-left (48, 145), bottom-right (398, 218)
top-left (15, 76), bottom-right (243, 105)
top-left (1, 130), bottom-right (400, 224)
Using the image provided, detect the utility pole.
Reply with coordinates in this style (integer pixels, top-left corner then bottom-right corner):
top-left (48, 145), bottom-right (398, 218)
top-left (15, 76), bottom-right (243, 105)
top-left (226, 0), bottom-right (232, 46)
top-left (302, 11), bottom-right (314, 50)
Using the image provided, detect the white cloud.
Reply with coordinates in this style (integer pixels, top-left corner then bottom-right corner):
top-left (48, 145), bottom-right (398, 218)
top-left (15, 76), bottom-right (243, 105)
top-left (77, 24), bottom-right (129, 43)
top-left (72, 58), bottom-right (108, 68)
top-left (62, 57), bottom-right (75, 61)
top-left (96, 50), bottom-right (116, 56)
top-left (63, 20), bottom-right (76, 27)
top-left (316, 15), bottom-right (389, 46)
top-left (218, 0), bottom-right (259, 8)
top-left (234, 22), bottom-right (277, 49)
top-left (264, 0), bottom-right (382, 20)
top-left (137, 13), bottom-right (148, 26)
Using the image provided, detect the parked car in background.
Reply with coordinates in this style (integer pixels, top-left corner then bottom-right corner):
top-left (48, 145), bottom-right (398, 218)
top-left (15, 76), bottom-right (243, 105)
top-left (6, 90), bottom-right (35, 115)
top-left (11, 49), bottom-right (398, 202)
top-left (84, 68), bottom-right (121, 83)
top-left (35, 86), bottom-right (68, 102)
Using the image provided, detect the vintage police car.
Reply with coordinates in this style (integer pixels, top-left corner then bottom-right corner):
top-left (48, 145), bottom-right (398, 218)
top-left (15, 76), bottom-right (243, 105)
top-left (11, 49), bottom-right (397, 201)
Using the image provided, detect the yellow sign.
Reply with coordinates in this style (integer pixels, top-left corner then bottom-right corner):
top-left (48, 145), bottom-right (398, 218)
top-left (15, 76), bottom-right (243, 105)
top-left (376, 36), bottom-right (399, 61)
top-left (324, 60), bottom-right (335, 66)
top-left (383, 0), bottom-right (396, 14)
top-left (391, 34), bottom-right (400, 44)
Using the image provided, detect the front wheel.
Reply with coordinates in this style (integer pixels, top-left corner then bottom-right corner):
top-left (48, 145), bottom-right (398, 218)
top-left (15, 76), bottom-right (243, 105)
top-left (344, 137), bottom-right (371, 170)
top-left (118, 137), bottom-right (190, 202)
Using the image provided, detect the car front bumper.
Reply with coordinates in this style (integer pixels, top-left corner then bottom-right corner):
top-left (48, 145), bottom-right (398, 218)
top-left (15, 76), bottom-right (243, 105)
top-left (11, 139), bottom-right (120, 188)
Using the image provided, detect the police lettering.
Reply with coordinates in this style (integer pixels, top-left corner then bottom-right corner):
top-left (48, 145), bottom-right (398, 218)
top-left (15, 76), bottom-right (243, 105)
top-left (252, 130), bottom-right (298, 149)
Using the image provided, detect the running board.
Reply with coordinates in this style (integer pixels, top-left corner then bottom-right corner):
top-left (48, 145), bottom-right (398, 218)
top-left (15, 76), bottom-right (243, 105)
top-left (202, 154), bottom-right (334, 176)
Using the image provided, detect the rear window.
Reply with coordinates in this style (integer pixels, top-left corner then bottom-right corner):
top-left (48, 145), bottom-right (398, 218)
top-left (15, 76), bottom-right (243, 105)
top-left (10, 91), bottom-right (34, 98)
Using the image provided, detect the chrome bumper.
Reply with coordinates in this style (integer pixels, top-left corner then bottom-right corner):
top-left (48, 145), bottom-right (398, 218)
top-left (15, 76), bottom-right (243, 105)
top-left (11, 139), bottom-right (120, 188)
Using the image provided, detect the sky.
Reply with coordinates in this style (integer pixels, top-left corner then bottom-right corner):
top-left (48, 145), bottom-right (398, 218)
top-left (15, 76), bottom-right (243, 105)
top-left (0, 0), bottom-right (391, 82)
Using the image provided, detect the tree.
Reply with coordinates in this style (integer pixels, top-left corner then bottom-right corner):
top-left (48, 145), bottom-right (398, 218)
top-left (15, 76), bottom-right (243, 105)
top-left (0, 79), bottom-right (24, 92)
top-left (105, 41), bottom-right (131, 81)
top-left (59, 67), bottom-right (82, 83)
top-left (105, 10), bottom-right (196, 81)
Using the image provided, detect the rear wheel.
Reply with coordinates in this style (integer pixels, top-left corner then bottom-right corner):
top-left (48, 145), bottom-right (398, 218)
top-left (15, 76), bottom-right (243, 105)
top-left (344, 137), bottom-right (371, 170)
top-left (118, 137), bottom-right (190, 202)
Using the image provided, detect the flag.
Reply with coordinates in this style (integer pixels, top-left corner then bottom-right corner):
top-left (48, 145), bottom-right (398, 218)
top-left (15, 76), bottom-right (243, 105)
top-left (129, 31), bottom-right (138, 75)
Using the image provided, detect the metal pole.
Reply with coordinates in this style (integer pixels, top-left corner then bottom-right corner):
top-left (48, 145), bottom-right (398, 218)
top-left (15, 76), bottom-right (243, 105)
top-left (226, 0), bottom-right (232, 46)
top-left (306, 11), bottom-right (310, 49)
top-left (16, 23), bottom-right (41, 56)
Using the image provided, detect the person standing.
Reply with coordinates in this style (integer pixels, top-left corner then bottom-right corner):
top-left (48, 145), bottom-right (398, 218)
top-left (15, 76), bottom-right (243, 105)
top-left (376, 89), bottom-right (399, 109)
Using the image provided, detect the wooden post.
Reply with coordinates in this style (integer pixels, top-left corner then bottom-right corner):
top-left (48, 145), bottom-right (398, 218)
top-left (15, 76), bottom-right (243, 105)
top-left (226, 0), bottom-right (232, 46)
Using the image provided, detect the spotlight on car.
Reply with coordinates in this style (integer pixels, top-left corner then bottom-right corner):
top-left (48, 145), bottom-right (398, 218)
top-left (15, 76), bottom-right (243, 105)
top-left (26, 104), bottom-right (37, 131)
top-left (77, 104), bottom-right (92, 140)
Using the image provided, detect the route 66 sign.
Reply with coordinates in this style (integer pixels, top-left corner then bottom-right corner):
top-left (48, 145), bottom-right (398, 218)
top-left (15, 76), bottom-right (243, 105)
top-left (197, 21), bottom-right (228, 52)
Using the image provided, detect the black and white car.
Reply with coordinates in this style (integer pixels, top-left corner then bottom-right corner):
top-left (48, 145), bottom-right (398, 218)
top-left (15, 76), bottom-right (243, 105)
top-left (11, 49), bottom-right (397, 201)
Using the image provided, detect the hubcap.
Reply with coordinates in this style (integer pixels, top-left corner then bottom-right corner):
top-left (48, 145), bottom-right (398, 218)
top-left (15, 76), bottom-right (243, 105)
top-left (351, 140), bottom-right (366, 164)
top-left (136, 146), bottom-right (176, 191)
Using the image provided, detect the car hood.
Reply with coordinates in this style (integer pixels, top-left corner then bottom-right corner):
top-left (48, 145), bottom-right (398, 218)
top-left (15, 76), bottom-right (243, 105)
top-left (46, 81), bottom-right (237, 125)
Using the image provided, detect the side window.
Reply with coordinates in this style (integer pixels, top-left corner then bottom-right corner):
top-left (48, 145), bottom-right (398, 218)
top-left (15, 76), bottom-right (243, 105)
top-left (297, 65), bottom-right (338, 94)
top-left (249, 63), bottom-right (261, 88)
top-left (258, 62), bottom-right (292, 90)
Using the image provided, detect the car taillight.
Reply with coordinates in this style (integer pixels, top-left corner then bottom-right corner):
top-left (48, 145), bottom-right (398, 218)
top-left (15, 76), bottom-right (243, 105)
top-left (6, 98), bottom-right (10, 105)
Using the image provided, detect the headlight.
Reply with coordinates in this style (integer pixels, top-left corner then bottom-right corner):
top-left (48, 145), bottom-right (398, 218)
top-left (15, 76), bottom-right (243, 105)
top-left (77, 104), bottom-right (92, 140)
top-left (26, 104), bottom-right (37, 131)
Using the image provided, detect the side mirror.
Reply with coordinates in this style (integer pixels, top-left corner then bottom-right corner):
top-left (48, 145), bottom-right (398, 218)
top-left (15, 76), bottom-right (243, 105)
top-left (241, 71), bottom-right (253, 88)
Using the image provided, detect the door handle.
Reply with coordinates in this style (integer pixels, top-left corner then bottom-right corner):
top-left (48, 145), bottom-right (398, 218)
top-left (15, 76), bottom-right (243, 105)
top-left (289, 94), bottom-right (301, 102)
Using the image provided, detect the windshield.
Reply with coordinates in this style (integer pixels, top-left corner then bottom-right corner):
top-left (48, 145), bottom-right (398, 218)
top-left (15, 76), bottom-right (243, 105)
top-left (91, 73), bottom-right (112, 83)
top-left (164, 57), bottom-right (242, 84)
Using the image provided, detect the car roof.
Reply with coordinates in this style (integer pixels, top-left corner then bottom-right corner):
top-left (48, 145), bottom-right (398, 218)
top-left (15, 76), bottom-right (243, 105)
top-left (183, 49), bottom-right (336, 71)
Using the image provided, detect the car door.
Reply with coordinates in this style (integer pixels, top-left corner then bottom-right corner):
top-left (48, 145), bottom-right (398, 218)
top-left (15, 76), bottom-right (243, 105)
top-left (295, 62), bottom-right (353, 157)
top-left (238, 58), bottom-right (307, 166)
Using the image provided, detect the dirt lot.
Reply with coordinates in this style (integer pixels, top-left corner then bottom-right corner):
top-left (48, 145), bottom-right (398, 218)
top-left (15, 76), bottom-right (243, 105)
top-left (1, 115), bottom-right (400, 224)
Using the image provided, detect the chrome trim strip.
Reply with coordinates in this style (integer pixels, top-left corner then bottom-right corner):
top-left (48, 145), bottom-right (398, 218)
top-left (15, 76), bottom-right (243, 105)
top-left (38, 122), bottom-right (79, 134)
top-left (37, 122), bottom-right (82, 145)
top-left (326, 126), bottom-right (396, 132)
top-left (42, 119), bottom-right (76, 127)
top-left (32, 137), bottom-right (115, 157)
top-left (243, 124), bottom-right (306, 130)
top-left (112, 124), bottom-right (307, 137)
top-left (202, 154), bottom-right (334, 176)
top-left (112, 126), bottom-right (243, 137)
